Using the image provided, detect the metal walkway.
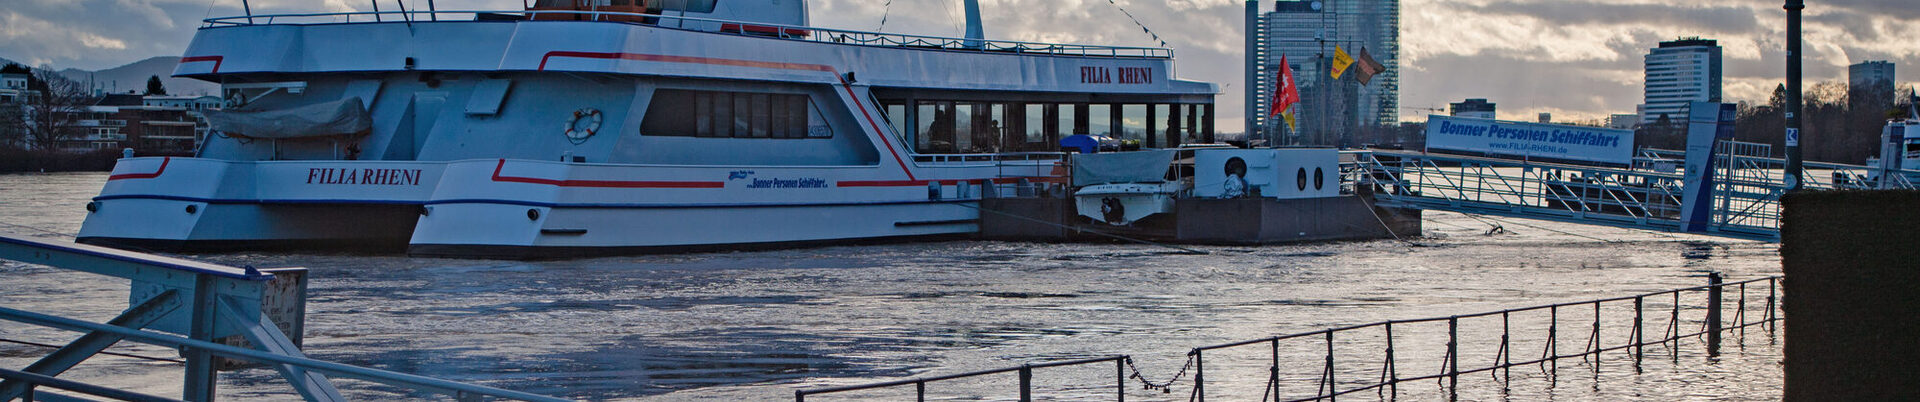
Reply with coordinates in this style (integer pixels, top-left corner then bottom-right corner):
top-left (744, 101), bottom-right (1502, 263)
top-left (0, 233), bottom-right (565, 402)
top-left (1347, 141), bottom-right (1916, 242)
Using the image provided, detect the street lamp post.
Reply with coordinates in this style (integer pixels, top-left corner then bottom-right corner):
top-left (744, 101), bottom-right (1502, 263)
top-left (1784, 0), bottom-right (1805, 190)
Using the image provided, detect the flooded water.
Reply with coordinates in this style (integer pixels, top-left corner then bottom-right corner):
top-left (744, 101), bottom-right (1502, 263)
top-left (0, 172), bottom-right (1783, 401)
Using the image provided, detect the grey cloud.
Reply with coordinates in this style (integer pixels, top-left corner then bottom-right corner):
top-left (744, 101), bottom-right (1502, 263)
top-left (1402, 52), bottom-right (1643, 118)
top-left (1819, 0), bottom-right (1920, 20)
top-left (1447, 1), bottom-right (1763, 36)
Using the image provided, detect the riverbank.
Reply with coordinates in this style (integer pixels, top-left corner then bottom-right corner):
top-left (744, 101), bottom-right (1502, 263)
top-left (0, 148), bottom-right (122, 172)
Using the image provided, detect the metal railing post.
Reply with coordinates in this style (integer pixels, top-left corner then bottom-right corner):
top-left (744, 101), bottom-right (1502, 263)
top-left (1018, 365), bottom-right (1032, 402)
top-left (1272, 339), bottom-right (1282, 402)
top-left (1193, 349), bottom-right (1205, 402)
top-left (1707, 273), bottom-right (1724, 356)
top-left (917, 380), bottom-right (925, 402)
top-left (1737, 283), bottom-right (1748, 341)
top-left (1447, 316), bottom-right (1459, 400)
top-left (1633, 296), bottom-right (1645, 368)
top-left (184, 275), bottom-right (218, 402)
top-left (1116, 357), bottom-right (1126, 402)
top-left (1326, 331), bottom-right (1337, 401)
top-left (1500, 312), bottom-right (1510, 384)
top-left (1767, 277), bottom-right (1778, 334)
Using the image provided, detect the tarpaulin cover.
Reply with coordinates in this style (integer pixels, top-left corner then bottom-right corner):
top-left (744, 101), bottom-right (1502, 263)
top-left (206, 97), bottom-right (371, 139)
top-left (1072, 150), bottom-right (1176, 187)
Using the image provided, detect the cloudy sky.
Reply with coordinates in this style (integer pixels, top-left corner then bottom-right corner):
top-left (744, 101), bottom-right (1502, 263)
top-left (4, 0), bottom-right (1917, 128)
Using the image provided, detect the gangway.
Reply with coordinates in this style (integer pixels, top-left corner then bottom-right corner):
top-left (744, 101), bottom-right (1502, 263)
top-left (0, 233), bottom-right (566, 402)
top-left (1350, 140), bottom-right (1920, 242)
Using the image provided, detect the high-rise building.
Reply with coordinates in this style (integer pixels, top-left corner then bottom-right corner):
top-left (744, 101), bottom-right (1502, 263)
top-left (1639, 38), bottom-right (1721, 124)
top-left (1606, 113), bottom-right (1639, 130)
top-left (1850, 61), bottom-right (1896, 102)
top-left (1449, 98), bottom-right (1495, 119)
top-left (1250, 0), bottom-right (1398, 146)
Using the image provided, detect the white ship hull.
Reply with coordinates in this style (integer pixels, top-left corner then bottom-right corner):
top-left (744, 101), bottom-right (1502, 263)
top-left (81, 157), bottom-right (1020, 257)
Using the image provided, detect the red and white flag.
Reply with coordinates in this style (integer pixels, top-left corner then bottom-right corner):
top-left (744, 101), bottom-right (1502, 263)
top-left (1270, 56), bottom-right (1301, 117)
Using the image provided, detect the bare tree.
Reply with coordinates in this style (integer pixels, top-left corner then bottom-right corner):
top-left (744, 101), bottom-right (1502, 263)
top-left (22, 71), bottom-right (97, 152)
top-left (0, 103), bottom-right (25, 149)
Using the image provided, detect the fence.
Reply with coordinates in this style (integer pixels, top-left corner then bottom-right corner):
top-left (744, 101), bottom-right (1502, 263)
top-left (795, 274), bottom-right (1781, 401)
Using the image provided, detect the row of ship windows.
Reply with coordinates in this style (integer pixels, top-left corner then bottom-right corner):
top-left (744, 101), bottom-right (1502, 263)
top-left (883, 101), bottom-right (1215, 154)
top-left (641, 89), bottom-right (833, 139)
top-left (637, 89), bottom-right (1221, 154)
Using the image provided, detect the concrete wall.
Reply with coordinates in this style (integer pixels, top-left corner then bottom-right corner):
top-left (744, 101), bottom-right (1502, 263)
top-left (1781, 190), bottom-right (1920, 401)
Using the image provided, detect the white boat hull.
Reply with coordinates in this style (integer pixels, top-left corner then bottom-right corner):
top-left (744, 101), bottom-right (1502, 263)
top-left (79, 157), bottom-right (1006, 257)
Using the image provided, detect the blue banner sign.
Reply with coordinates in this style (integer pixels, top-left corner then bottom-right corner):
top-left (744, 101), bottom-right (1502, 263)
top-left (1424, 115), bottom-right (1637, 165)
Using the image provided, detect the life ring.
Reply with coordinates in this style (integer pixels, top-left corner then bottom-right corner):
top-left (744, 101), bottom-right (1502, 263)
top-left (565, 108), bottom-right (602, 141)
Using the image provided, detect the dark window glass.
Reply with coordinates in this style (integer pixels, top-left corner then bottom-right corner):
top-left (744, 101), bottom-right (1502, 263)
top-left (695, 92), bottom-right (714, 137)
top-left (733, 95), bottom-right (752, 136)
top-left (640, 89), bottom-right (698, 137)
top-left (713, 92), bottom-right (734, 137)
top-left (789, 95), bottom-right (809, 138)
top-left (641, 89), bottom-right (826, 139)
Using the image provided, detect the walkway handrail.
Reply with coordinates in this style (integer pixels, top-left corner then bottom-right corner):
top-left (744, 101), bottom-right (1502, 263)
top-left (0, 306), bottom-right (568, 402)
top-left (1194, 275), bottom-right (1778, 353)
top-left (199, 10), bottom-right (1173, 59)
top-left (0, 367), bottom-right (183, 402)
top-left (797, 275), bottom-right (1782, 401)
top-left (0, 234), bottom-right (268, 281)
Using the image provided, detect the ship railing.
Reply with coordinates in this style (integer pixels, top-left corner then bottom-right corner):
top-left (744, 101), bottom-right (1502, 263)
top-left (0, 233), bottom-right (565, 402)
top-left (795, 274), bottom-right (1781, 401)
top-left (201, 10), bottom-right (1174, 59)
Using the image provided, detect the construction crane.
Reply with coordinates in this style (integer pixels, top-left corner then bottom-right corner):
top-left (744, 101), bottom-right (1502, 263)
top-left (1400, 105), bottom-right (1445, 114)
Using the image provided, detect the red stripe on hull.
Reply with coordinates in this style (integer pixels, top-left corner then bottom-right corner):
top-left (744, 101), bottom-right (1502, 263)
top-left (179, 56), bottom-right (224, 73)
top-left (107, 157), bottom-right (170, 181)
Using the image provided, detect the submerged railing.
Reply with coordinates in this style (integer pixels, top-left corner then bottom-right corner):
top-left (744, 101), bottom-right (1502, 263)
top-left (794, 274), bottom-right (1781, 401)
top-left (0, 233), bottom-right (564, 401)
top-left (200, 10), bottom-right (1173, 59)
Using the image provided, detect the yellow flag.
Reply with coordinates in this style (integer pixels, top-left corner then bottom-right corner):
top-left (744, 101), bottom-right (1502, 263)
top-left (1330, 46), bottom-right (1355, 79)
top-left (1281, 110), bottom-right (1298, 132)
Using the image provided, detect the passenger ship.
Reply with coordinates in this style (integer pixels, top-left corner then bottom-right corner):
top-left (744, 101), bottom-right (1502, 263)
top-left (77, 0), bottom-right (1218, 258)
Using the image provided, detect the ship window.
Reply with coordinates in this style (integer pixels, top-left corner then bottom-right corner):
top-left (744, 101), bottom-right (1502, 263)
top-left (654, 0), bottom-right (719, 13)
top-left (1121, 104), bottom-right (1147, 146)
top-left (642, 89), bottom-right (828, 139)
top-left (733, 95), bottom-right (752, 136)
top-left (1088, 104), bottom-right (1112, 137)
top-left (885, 103), bottom-right (909, 144)
top-left (980, 103), bottom-right (1005, 153)
top-left (1024, 104), bottom-right (1047, 145)
top-left (918, 101), bottom-right (954, 153)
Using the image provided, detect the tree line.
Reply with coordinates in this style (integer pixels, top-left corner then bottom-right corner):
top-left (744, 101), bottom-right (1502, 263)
top-left (0, 63), bottom-right (138, 171)
top-left (1637, 82), bottom-right (1916, 164)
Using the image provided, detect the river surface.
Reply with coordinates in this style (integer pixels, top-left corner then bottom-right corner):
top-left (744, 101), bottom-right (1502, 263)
top-left (0, 172), bottom-right (1784, 401)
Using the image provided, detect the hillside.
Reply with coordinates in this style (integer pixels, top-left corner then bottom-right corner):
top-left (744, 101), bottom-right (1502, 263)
top-left (56, 56), bottom-right (220, 96)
